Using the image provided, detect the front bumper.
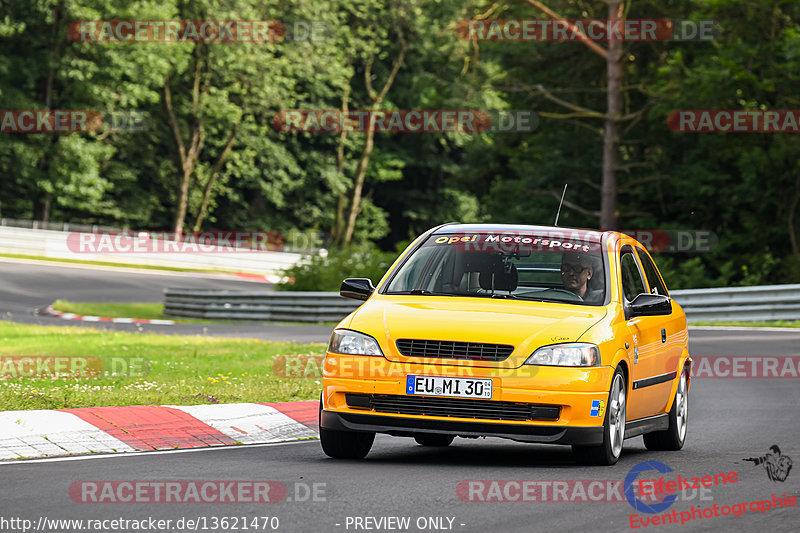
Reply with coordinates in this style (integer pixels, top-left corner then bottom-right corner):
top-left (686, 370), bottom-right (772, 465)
top-left (321, 354), bottom-right (613, 445)
top-left (321, 410), bottom-right (603, 445)
top-left (323, 354), bottom-right (614, 428)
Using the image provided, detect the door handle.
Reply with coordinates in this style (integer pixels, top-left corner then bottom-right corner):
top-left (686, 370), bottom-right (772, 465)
top-left (661, 328), bottom-right (667, 343)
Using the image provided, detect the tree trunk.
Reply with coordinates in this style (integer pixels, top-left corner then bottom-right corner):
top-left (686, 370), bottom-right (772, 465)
top-left (788, 172), bottom-right (800, 257)
top-left (34, 0), bottom-right (62, 226)
top-left (332, 193), bottom-right (347, 245)
top-left (173, 166), bottom-right (192, 235)
top-left (343, 109), bottom-right (378, 244)
top-left (164, 51), bottom-right (206, 236)
top-left (41, 193), bottom-right (51, 224)
top-left (341, 37), bottom-right (406, 244)
top-left (192, 122), bottom-right (240, 231)
top-left (332, 58), bottom-right (353, 246)
top-left (601, 0), bottom-right (623, 230)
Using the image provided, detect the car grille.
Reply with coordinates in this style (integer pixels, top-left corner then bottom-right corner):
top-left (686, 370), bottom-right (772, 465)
top-left (346, 394), bottom-right (560, 422)
top-left (395, 339), bottom-right (513, 362)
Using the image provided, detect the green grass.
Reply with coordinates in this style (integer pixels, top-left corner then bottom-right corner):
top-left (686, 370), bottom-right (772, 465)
top-left (50, 300), bottom-right (337, 327)
top-left (0, 252), bottom-right (243, 274)
top-left (691, 320), bottom-right (800, 328)
top-left (0, 321), bottom-right (325, 410)
top-left (52, 300), bottom-right (171, 321)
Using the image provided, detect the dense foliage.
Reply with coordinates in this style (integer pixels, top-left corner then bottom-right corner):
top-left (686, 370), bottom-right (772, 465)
top-left (1, 0), bottom-right (798, 288)
top-left (277, 242), bottom-right (402, 292)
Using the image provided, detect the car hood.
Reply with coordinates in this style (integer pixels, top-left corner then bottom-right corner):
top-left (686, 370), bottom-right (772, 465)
top-left (348, 295), bottom-right (608, 367)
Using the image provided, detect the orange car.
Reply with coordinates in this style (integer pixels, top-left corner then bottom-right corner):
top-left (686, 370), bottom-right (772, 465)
top-left (320, 224), bottom-right (691, 465)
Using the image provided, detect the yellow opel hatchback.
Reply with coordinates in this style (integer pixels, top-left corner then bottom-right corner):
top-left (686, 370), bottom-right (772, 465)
top-left (320, 223), bottom-right (691, 465)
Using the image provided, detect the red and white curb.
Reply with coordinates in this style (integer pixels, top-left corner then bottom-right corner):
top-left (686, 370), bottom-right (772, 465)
top-left (0, 401), bottom-right (318, 461)
top-left (40, 305), bottom-right (176, 325)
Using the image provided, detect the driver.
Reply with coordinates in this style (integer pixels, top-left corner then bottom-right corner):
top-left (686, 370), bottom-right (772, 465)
top-left (561, 252), bottom-right (602, 302)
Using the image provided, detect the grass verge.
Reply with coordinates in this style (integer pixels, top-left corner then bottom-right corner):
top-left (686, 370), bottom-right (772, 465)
top-left (50, 300), bottom-right (337, 327)
top-left (51, 300), bottom-right (217, 324)
top-left (0, 321), bottom-right (325, 410)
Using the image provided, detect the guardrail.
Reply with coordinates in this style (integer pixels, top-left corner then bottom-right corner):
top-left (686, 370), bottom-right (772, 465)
top-left (163, 284), bottom-right (800, 324)
top-left (671, 284), bottom-right (800, 322)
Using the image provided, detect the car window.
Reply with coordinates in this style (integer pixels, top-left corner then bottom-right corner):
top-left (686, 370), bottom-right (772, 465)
top-left (385, 231), bottom-right (606, 305)
top-left (619, 246), bottom-right (645, 302)
top-left (636, 247), bottom-right (669, 296)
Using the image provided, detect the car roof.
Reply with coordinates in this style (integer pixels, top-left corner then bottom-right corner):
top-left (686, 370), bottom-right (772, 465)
top-left (431, 223), bottom-right (608, 243)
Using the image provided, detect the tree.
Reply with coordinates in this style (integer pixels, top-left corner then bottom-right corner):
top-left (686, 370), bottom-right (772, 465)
top-left (522, 0), bottom-right (627, 229)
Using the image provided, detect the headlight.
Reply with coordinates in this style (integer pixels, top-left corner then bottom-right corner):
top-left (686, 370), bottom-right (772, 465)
top-left (328, 329), bottom-right (383, 356)
top-left (524, 343), bottom-right (600, 367)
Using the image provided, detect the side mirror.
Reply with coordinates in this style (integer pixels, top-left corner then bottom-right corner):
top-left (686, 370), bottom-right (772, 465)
top-left (628, 293), bottom-right (672, 318)
top-left (340, 278), bottom-right (375, 301)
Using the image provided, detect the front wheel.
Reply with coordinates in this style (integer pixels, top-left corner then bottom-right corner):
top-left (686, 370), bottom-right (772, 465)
top-left (320, 427), bottom-right (375, 459)
top-left (319, 399), bottom-right (375, 459)
top-left (644, 369), bottom-right (688, 451)
top-left (573, 367), bottom-right (627, 465)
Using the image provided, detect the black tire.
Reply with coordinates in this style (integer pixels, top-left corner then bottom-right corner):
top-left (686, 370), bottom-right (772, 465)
top-left (318, 397), bottom-right (375, 459)
top-left (414, 434), bottom-right (455, 447)
top-left (320, 427), bottom-right (375, 459)
top-left (573, 366), bottom-right (627, 466)
top-left (643, 369), bottom-right (688, 451)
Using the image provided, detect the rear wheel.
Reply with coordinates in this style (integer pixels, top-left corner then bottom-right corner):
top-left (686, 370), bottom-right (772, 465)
top-left (414, 434), bottom-right (454, 447)
top-left (573, 367), bottom-right (627, 466)
top-left (643, 369), bottom-right (688, 451)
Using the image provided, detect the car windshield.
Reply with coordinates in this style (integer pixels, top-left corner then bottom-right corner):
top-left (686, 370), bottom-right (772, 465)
top-left (385, 231), bottom-right (606, 305)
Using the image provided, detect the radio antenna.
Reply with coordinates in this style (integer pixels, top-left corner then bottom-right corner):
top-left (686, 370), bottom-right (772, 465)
top-left (554, 184), bottom-right (568, 226)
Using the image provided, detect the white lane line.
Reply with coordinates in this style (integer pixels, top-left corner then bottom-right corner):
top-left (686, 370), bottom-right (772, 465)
top-left (0, 439), bottom-right (318, 465)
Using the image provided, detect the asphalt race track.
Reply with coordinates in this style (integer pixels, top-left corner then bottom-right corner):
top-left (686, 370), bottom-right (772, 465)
top-left (0, 259), bottom-right (333, 343)
top-left (2, 293), bottom-right (799, 531)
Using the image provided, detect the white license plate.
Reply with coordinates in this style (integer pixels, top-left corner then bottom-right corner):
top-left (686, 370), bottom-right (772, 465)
top-left (406, 375), bottom-right (493, 399)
